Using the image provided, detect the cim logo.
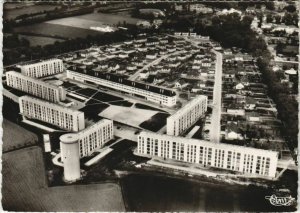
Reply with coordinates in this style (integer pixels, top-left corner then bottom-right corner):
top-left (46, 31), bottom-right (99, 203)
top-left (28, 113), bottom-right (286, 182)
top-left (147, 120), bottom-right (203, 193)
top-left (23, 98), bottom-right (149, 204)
top-left (265, 194), bottom-right (295, 207)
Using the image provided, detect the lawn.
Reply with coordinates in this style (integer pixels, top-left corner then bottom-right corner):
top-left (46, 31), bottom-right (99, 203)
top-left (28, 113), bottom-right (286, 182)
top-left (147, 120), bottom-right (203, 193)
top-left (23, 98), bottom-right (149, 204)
top-left (92, 91), bottom-right (123, 102)
top-left (134, 103), bottom-right (166, 112)
top-left (79, 103), bottom-right (110, 122)
top-left (2, 119), bottom-right (38, 152)
top-left (2, 146), bottom-right (125, 211)
top-left (139, 113), bottom-right (170, 132)
top-left (110, 100), bottom-right (133, 107)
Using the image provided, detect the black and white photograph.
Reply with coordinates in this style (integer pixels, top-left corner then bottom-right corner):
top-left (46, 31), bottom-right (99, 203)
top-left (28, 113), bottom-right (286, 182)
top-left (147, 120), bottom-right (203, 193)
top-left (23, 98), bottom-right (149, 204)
top-left (1, 0), bottom-right (299, 212)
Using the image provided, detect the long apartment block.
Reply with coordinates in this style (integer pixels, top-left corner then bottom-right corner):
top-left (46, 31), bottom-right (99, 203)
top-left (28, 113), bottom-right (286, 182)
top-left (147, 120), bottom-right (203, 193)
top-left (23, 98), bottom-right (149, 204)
top-left (77, 119), bottom-right (113, 158)
top-left (67, 67), bottom-right (177, 107)
top-left (19, 59), bottom-right (64, 78)
top-left (6, 71), bottom-right (66, 103)
top-left (19, 95), bottom-right (85, 132)
top-left (136, 131), bottom-right (278, 178)
top-left (167, 95), bottom-right (207, 136)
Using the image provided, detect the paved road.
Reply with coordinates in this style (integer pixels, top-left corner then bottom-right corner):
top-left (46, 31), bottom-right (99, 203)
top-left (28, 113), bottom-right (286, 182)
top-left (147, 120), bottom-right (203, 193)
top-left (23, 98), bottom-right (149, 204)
top-left (210, 50), bottom-right (223, 143)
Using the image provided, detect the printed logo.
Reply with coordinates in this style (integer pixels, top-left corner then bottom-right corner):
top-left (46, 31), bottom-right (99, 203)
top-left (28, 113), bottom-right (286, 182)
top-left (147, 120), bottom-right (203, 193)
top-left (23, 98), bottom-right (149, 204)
top-left (265, 194), bottom-right (295, 206)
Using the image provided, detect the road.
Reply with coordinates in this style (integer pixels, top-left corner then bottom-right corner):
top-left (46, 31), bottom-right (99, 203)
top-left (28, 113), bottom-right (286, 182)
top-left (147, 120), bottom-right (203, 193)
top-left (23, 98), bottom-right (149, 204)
top-left (210, 50), bottom-right (223, 143)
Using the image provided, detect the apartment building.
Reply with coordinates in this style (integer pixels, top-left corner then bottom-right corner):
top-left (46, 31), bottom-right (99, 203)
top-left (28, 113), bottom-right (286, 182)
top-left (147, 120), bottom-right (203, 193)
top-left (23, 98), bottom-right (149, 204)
top-left (19, 96), bottom-right (85, 132)
top-left (19, 59), bottom-right (64, 78)
top-left (6, 71), bottom-right (66, 103)
top-left (77, 119), bottom-right (113, 158)
top-left (136, 131), bottom-right (278, 178)
top-left (167, 95), bottom-right (207, 136)
top-left (67, 67), bottom-right (177, 107)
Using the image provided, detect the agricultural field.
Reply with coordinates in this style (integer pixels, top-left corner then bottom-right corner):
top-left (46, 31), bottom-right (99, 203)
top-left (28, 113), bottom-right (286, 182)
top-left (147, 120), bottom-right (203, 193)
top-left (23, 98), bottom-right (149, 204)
top-left (13, 23), bottom-right (103, 39)
top-left (4, 4), bottom-right (59, 20)
top-left (19, 35), bottom-right (65, 47)
top-left (2, 146), bottom-right (125, 211)
top-left (48, 12), bottom-right (144, 27)
top-left (13, 12), bottom-right (144, 40)
top-left (2, 119), bottom-right (38, 152)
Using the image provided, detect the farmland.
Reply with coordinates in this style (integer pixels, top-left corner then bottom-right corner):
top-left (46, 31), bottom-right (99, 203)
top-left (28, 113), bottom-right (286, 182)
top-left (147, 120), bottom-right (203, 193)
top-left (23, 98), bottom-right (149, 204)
top-left (2, 146), bottom-right (125, 211)
top-left (46, 12), bottom-right (144, 28)
top-left (19, 34), bottom-right (65, 47)
top-left (13, 12), bottom-right (144, 40)
top-left (13, 23), bottom-right (103, 39)
top-left (4, 4), bottom-right (59, 20)
top-left (2, 119), bottom-right (38, 152)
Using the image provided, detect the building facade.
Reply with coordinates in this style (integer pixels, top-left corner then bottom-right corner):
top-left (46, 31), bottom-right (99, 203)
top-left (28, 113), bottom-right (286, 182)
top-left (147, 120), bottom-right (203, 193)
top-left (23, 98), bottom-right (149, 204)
top-left (77, 119), bottom-right (113, 158)
top-left (6, 71), bottom-right (66, 103)
top-left (19, 96), bottom-right (85, 132)
top-left (167, 95), bottom-right (207, 136)
top-left (136, 132), bottom-right (278, 178)
top-left (67, 67), bottom-right (177, 107)
top-left (19, 59), bottom-right (64, 78)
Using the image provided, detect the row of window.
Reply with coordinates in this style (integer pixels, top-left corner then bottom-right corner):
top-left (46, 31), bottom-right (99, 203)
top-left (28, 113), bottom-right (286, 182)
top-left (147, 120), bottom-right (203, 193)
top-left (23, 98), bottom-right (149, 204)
top-left (137, 136), bottom-right (274, 176)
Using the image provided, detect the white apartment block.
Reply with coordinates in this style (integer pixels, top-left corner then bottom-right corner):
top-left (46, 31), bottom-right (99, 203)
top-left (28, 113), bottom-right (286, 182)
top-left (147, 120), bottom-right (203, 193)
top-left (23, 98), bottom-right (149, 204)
top-left (167, 95), bottom-right (207, 136)
top-left (67, 68), bottom-right (177, 107)
top-left (136, 132), bottom-right (278, 178)
top-left (6, 71), bottom-right (66, 103)
top-left (77, 119), bottom-right (113, 158)
top-left (19, 96), bottom-right (85, 132)
top-left (19, 59), bottom-right (64, 78)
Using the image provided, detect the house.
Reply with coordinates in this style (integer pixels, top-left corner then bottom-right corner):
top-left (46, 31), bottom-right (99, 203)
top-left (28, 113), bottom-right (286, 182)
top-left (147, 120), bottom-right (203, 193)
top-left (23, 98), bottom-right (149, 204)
top-left (235, 83), bottom-right (245, 90)
top-left (140, 71), bottom-right (149, 79)
top-left (146, 52), bottom-right (157, 60)
top-left (225, 122), bottom-right (243, 140)
top-left (118, 53), bottom-right (129, 59)
top-left (137, 20), bottom-right (151, 29)
top-left (175, 79), bottom-right (189, 89)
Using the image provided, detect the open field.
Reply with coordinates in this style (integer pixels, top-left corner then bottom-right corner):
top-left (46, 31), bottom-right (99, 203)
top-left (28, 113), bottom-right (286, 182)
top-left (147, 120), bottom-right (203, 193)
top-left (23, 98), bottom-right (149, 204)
top-left (139, 113), bottom-right (170, 132)
top-left (2, 119), bottom-right (38, 152)
top-left (14, 23), bottom-right (103, 39)
top-left (2, 146), bottom-right (125, 211)
top-left (100, 105), bottom-right (158, 127)
top-left (66, 12), bottom-right (144, 25)
top-left (19, 34), bottom-right (65, 47)
top-left (13, 12), bottom-right (143, 39)
top-left (4, 4), bottom-right (58, 20)
top-left (46, 16), bottom-right (118, 31)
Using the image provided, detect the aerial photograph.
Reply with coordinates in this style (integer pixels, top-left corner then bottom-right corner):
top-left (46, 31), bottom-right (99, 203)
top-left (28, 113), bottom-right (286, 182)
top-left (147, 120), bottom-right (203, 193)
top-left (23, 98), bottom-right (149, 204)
top-left (1, 0), bottom-right (299, 212)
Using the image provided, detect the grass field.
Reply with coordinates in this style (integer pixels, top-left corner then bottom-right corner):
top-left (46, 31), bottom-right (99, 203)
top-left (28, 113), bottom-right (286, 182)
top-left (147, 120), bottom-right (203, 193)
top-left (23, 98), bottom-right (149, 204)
top-left (47, 12), bottom-right (143, 27)
top-left (139, 113), bottom-right (170, 132)
top-left (19, 34), bottom-right (65, 47)
top-left (4, 4), bottom-right (58, 20)
top-left (2, 146), bottom-right (125, 211)
top-left (2, 119), bottom-right (38, 152)
top-left (14, 23), bottom-right (103, 39)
